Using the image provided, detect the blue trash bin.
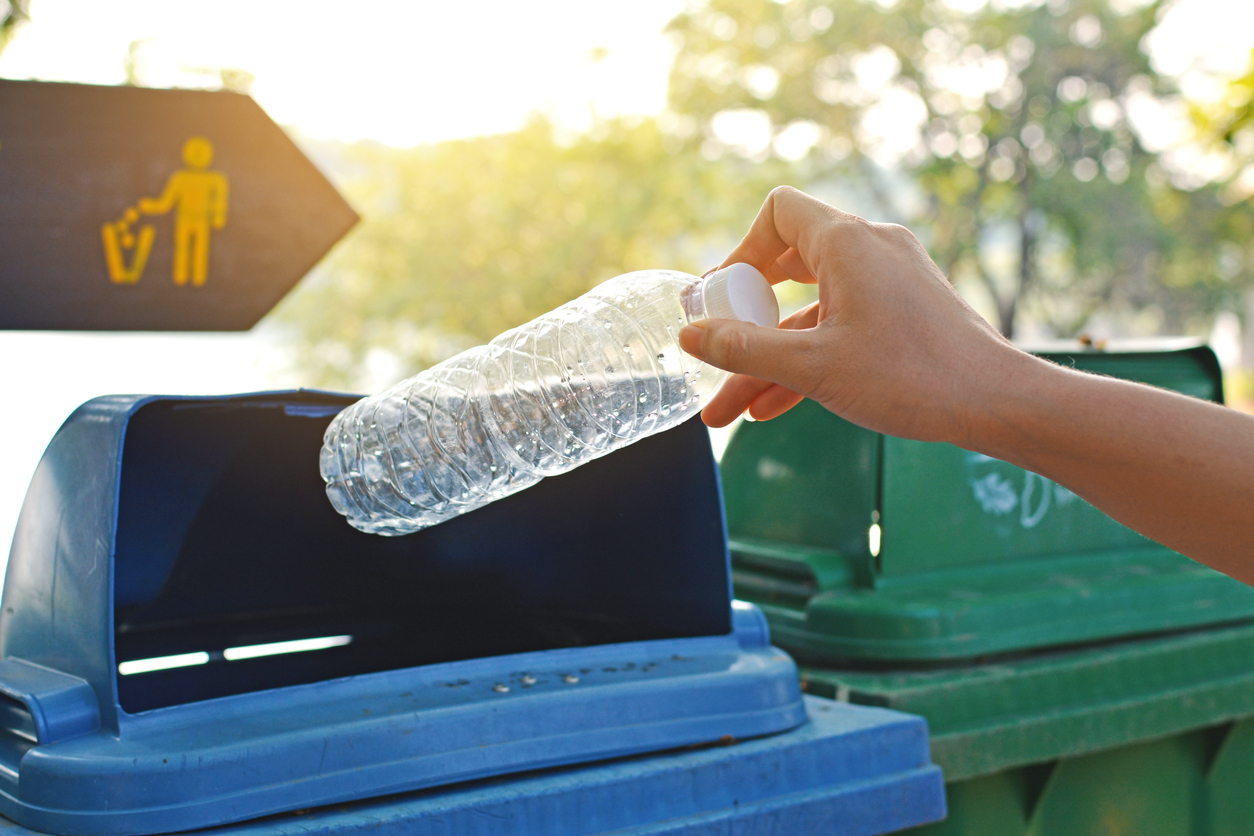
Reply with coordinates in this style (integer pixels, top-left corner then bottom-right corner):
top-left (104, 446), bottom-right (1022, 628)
top-left (0, 391), bottom-right (944, 835)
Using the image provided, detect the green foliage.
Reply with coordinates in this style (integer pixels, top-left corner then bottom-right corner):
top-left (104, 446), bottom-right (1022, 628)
top-left (275, 0), bottom-right (1254, 390)
top-left (1190, 48), bottom-right (1254, 204)
top-left (0, 0), bottom-right (29, 56)
top-left (666, 0), bottom-right (1254, 337)
top-left (272, 117), bottom-right (775, 389)
top-left (1195, 49), bottom-right (1254, 148)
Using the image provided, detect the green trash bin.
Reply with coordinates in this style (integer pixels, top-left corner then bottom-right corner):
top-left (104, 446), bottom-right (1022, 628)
top-left (720, 340), bottom-right (1254, 835)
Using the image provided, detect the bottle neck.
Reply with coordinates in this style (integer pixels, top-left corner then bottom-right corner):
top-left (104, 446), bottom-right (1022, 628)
top-left (679, 276), bottom-right (711, 324)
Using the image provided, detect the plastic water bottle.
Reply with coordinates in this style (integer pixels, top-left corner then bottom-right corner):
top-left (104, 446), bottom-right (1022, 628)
top-left (320, 264), bottom-right (779, 535)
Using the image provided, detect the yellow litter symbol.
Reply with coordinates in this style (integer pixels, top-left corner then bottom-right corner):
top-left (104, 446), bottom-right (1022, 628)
top-left (102, 136), bottom-right (229, 286)
top-left (100, 207), bottom-right (154, 284)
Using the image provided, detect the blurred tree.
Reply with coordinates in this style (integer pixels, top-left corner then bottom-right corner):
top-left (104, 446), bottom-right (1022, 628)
top-left (667, 0), bottom-right (1254, 337)
top-left (0, 0), bottom-right (29, 57)
top-left (1186, 48), bottom-right (1254, 384)
top-left (122, 38), bottom-right (150, 86)
top-left (214, 67), bottom-right (255, 94)
top-left (272, 116), bottom-right (775, 390)
top-left (122, 36), bottom-right (255, 94)
top-left (1189, 48), bottom-right (1254, 203)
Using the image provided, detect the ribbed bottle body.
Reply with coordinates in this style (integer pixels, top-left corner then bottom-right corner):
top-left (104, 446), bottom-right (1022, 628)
top-left (321, 270), bottom-right (727, 535)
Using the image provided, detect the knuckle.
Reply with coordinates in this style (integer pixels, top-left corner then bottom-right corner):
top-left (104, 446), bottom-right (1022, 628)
top-left (769, 184), bottom-right (800, 203)
top-left (828, 215), bottom-right (877, 250)
top-left (874, 222), bottom-right (921, 248)
top-left (795, 341), bottom-right (831, 395)
top-left (709, 326), bottom-right (752, 369)
top-left (830, 218), bottom-right (918, 257)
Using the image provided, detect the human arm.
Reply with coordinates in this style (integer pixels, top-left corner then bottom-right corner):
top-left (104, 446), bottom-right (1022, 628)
top-left (137, 174), bottom-right (178, 215)
top-left (678, 186), bottom-right (1254, 579)
top-left (211, 173), bottom-right (228, 228)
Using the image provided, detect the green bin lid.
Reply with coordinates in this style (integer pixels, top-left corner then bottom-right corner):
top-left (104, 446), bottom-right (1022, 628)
top-left (722, 341), bottom-right (1254, 662)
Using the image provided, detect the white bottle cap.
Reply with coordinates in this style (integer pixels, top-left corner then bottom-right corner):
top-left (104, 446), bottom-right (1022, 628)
top-left (701, 263), bottom-right (779, 327)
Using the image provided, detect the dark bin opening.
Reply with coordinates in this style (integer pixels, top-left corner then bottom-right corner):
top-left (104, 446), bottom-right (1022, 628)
top-left (112, 396), bottom-right (730, 713)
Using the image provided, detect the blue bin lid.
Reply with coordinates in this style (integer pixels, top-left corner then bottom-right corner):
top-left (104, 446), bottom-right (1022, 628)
top-left (0, 696), bottom-right (944, 836)
top-left (0, 391), bottom-right (807, 835)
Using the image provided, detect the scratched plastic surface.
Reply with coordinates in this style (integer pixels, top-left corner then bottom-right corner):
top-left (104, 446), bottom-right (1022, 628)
top-left (321, 269), bottom-right (756, 535)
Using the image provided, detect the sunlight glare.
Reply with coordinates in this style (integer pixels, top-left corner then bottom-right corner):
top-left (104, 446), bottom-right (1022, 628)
top-left (0, 0), bottom-right (686, 146)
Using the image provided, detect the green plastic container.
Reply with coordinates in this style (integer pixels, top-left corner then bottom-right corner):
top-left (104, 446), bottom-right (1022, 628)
top-left (721, 340), bottom-right (1254, 834)
top-left (799, 623), bottom-right (1254, 834)
top-left (723, 340), bottom-right (1252, 663)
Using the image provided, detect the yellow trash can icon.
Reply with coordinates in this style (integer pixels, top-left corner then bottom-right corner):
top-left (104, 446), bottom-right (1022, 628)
top-left (102, 136), bottom-right (228, 286)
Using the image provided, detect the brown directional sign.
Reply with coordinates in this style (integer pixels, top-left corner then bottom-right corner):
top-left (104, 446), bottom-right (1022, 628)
top-left (0, 79), bottom-right (358, 331)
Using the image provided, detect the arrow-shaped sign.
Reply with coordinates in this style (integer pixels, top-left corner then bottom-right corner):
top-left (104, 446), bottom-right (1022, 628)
top-left (0, 79), bottom-right (358, 331)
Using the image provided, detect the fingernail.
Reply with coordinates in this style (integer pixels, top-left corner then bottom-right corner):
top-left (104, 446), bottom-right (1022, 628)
top-left (742, 410), bottom-right (756, 423)
top-left (678, 323), bottom-right (706, 359)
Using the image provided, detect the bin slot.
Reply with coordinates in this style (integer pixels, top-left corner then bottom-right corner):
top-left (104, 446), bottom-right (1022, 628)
top-left (113, 400), bottom-right (731, 713)
top-left (0, 695), bottom-right (35, 790)
top-left (0, 694), bottom-right (35, 744)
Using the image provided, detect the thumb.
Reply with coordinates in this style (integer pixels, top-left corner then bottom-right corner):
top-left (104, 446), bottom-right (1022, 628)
top-left (679, 319), bottom-right (815, 393)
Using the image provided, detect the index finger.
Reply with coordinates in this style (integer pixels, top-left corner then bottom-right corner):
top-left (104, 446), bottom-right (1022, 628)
top-left (716, 186), bottom-right (849, 284)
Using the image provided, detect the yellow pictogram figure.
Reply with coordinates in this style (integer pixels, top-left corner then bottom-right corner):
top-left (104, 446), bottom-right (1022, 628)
top-left (102, 136), bottom-right (229, 286)
top-left (139, 136), bottom-right (229, 286)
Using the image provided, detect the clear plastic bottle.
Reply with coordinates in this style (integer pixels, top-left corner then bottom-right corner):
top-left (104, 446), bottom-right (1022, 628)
top-left (320, 264), bottom-right (779, 535)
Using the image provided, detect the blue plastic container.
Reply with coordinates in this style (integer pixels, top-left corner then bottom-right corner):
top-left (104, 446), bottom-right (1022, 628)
top-left (0, 695), bottom-right (944, 836)
top-left (0, 391), bottom-right (943, 835)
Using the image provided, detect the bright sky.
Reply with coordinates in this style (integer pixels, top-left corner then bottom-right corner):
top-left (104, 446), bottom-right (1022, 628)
top-left (0, 0), bottom-right (1251, 575)
top-left (0, 0), bottom-right (686, 145)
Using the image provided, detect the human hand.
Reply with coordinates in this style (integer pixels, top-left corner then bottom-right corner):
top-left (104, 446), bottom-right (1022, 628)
top-left (678, 186), bottom-right (1026, 446)
top-left (679, 187), bottom-right (1254, 571)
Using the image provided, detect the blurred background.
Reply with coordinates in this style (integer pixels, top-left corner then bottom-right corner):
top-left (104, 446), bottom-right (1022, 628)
top-left (1, 0), bottom-right (1252, 562)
